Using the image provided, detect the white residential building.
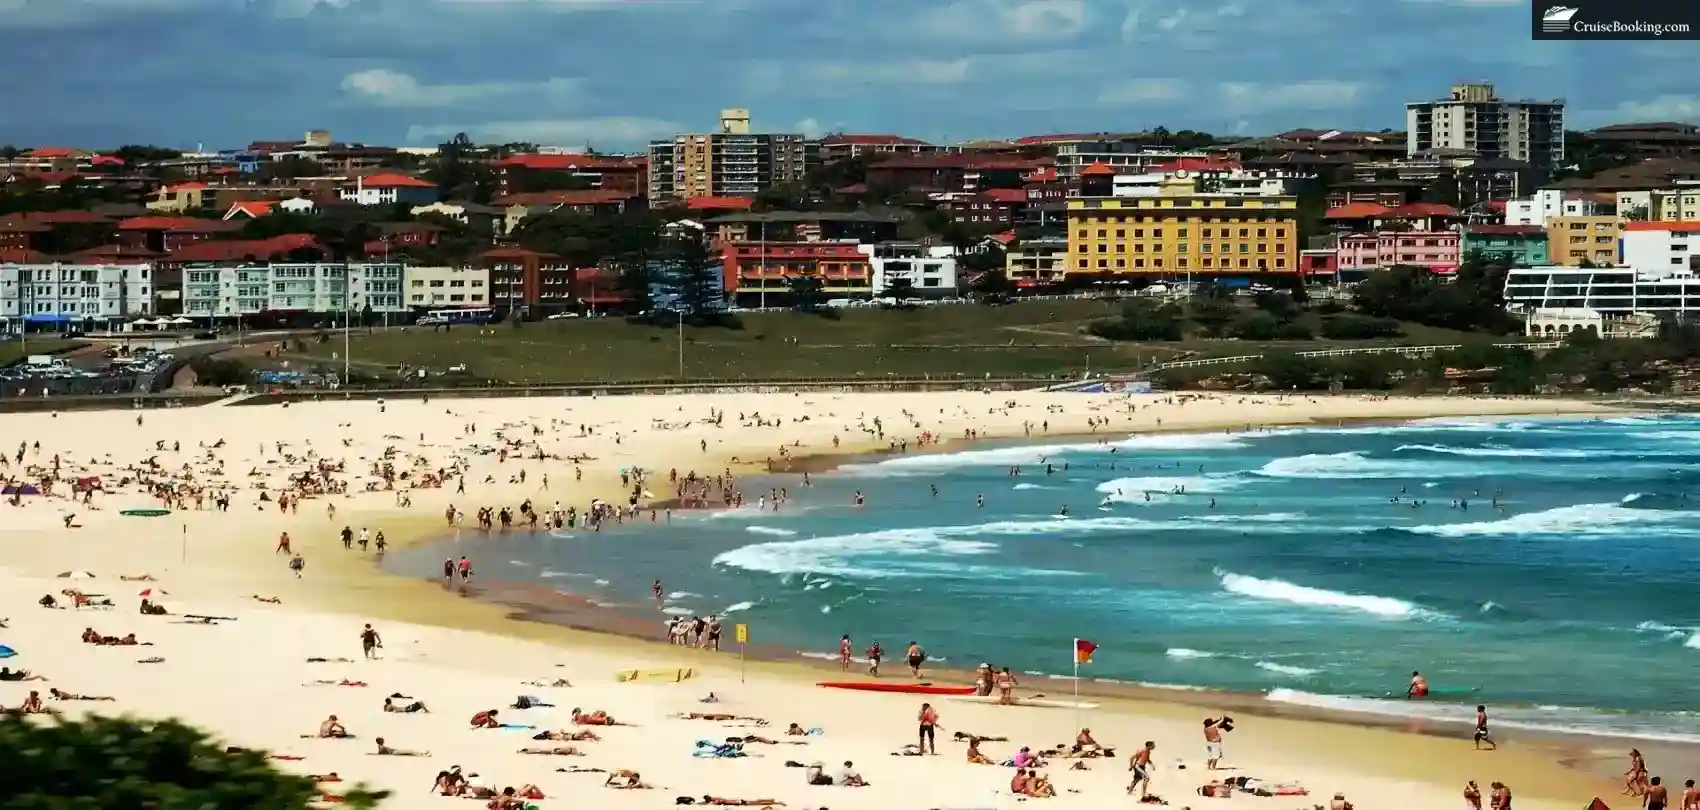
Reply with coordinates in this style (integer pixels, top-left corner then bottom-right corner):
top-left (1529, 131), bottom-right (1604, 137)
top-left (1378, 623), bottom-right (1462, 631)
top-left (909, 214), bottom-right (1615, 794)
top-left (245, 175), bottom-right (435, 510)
top-left (860, 242), bottom-right (958, 297)
top-left (338, 173), bottom-right (439, 207)
top-left (0, 263), bottom-right (153, 326)
top-left (1620, 222), bottom-right (1700, 273)
top-left (181, 262), bottom-right (406, 317)
top-left (1506, 188), bottom-right (1613, 226)
top-left (1405, 82), bottom-right (1565, 169)
top-left (405, 265), bottom-right (490, 309)
top-left (1504, 265), bottom-right (1700, 317)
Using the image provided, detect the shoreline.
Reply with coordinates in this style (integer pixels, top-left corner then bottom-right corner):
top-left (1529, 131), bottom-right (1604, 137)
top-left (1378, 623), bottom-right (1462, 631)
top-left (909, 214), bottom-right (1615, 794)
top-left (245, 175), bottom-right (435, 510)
top-left (373, 403), bottom-right (1685, 789)
top-left (0, 392), bottom-right (1640, 808)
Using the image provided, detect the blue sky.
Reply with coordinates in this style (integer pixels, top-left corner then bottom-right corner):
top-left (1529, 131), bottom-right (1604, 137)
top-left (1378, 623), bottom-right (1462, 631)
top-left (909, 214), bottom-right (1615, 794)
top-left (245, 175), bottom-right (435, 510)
top-left (0, 0), bottom-right (1695, 152)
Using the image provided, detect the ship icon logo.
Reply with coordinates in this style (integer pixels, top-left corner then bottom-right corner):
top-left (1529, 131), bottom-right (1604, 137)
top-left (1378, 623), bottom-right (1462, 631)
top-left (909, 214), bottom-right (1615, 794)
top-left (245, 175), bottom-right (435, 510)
top-left (1542, 6), bottom-right (1580, 33)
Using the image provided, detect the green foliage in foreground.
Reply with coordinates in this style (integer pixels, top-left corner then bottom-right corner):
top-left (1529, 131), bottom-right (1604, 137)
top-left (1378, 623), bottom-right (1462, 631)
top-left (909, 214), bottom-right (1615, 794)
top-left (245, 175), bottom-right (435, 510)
top-left (0, 714), bottom-right (388, 810)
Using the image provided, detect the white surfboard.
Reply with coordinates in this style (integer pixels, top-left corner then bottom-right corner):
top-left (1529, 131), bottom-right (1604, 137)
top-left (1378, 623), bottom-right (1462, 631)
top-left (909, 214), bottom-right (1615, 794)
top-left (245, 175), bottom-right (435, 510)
top-left (948, 695), bottom-right (1100, 710)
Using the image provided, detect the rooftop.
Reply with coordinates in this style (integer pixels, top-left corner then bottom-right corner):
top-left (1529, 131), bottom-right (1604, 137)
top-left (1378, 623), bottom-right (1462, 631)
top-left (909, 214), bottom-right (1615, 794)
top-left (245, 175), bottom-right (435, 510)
top-left (705, 211), bottom-right (903, 224)
top-left (349, 172), bottom-right (435, 189)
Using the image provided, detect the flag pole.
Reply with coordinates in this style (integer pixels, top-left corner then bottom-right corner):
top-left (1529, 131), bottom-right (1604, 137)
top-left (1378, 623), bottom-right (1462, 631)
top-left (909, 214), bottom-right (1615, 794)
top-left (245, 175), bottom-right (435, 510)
top-left (1072, 638), bottom-right (1082, 732)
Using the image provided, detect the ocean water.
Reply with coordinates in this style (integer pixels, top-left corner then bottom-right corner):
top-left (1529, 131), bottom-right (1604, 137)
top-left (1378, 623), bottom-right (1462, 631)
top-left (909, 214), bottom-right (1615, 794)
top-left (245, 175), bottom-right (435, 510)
top-left (390, 412), bottom-right (1700, 742)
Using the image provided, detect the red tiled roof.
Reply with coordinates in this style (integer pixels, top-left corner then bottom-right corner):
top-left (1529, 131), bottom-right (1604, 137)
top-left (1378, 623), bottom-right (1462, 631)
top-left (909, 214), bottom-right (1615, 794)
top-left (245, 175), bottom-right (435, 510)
top-left (118, 216), bottom-right (244, 232)
top-left (496, 154), bottom-right (629, 171)
top-left (1153, 156), bottom-right (1240, 173)
top-left (1386, 203), bottom-right (1461, 218)
top-left (88, 155), bottom-right (126, 166)
top-left (225, 200), bottom-right (277, 218)
top-left (0, 214), bottom-right (50, 233)
top-left (34, 172), bottom-right (80, 185)
top-left (1324, 203), bottom-right (1392, 219)
top-left (24, 147), bottom-right (82, 159)
top-left (988, 231), bottom-right (1017, 244)
top-left (168, 234), bottom-right (320, 263)
top-left (978, 188), bottom-right (1030, 204)
top-left (351, 172), bottom-right (434, 189)
top-left (835, 183), bottom-right (868, 195)
top-left (0, 248), bottom-right (53, 262)
top-left (72, 244), bottom-right (164, 260)
top-left (1013, 132), bottom-right (1138, 145)
top-left (1023, 167), bottom-right (1058, 183)
top-left (23, 210), bottom-right (112, 225)
top-left (686, 196), bottom-right (754, 211)
top-left (1079, 163), bottom-right (1117, 177)
top-left (483, 247), bottom-right (559, 260)
top-left (496, 190), bottom-right (629, 206)
top-left (1466, 224), bottom-right (1545, 236)
top-left (1623, 221), bottom-right (1700, 232)
top-left (163, 181), bottom-right (209, 192)
top-left (820, 134), bottom-right (931, 146)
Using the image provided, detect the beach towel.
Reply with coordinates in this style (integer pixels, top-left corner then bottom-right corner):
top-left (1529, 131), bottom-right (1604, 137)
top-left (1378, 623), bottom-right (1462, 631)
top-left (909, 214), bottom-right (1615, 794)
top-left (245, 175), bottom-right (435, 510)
top-left (499, 724), bottom-right (537, 731)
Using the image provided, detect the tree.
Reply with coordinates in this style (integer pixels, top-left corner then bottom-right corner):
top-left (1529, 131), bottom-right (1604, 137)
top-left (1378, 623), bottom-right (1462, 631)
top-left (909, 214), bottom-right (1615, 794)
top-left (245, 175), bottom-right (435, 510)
top-left (0, 714), bottom-right (387, 810)
top-left (656, 234), bottom-right (724, 319)
top-left (255, 155), bottom-right (323, 183)
top-left (1088, 298), bottom-right (1183, 341)
top-left (879, 277), bottom-right (917, 308)
top-left (971, 268), bottom-right (1016, 299)
top-left (1252, 289), bottom-right (1300, 321)
top-left (429, 133), bottom-right (496, 204)
top-left (1188, 295), bottom-right (1238, 338)
top-left (786, 273), bottom-right (825, 313)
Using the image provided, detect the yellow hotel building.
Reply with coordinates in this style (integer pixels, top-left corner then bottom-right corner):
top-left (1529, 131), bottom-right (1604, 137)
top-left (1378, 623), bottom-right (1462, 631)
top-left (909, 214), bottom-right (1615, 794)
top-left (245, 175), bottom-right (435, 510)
top-left (1065, 177), bottom-right (1300, 277)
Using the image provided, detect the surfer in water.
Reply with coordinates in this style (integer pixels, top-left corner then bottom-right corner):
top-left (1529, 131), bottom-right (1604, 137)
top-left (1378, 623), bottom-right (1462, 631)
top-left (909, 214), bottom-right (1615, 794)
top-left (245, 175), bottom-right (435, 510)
top-left (1407, 671), bottom-right (1429, 699)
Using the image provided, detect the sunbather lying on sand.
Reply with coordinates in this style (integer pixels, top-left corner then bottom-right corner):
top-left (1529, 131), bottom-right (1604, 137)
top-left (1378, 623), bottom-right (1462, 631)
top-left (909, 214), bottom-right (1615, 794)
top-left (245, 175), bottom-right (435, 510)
top-left (676, 712), bottom-right (765, 724)
top-left (120, 575), bottom-right (157, 582)
top-left (81, 628), bottom-right (147, 646)
top-left (372, 737), bottom-right (429, 756)
top-left (48, 688), bottom-right (114, 701)
top-left (603, 770), bottom-right (650, 789)
top-left (532, 729), bottom-right (599, 742)
top-left (694, 797), bottom-right (785, 806)
top-left (0, 667), bottom-right (46, 682)
top-left (954, 731), bottom-right (1009, 742)
top-left (384, 697), bottom-right (429, 713)
top-left (572, 708), bottom-right (624, 726)
top-left (470, 710), bottom-right (502, 728)
top-left (307, 679), bottom-right (367, 687)
top-left (522, 678), bottom-right (572, 688)
top-left (309, 715), bottom-right (351, 739)
top-left (727, 735), bottom-right (800, 745)
top-left (518, 746), bottom-right (583, 756)
top-left (252, 595), bottom-right (282, 604)
top-left (1197, 780), bottom-right (1235, 798)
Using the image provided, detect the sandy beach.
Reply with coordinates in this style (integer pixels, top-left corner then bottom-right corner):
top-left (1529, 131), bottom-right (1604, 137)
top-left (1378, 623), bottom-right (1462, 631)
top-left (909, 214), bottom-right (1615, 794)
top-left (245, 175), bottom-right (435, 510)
top-left (0, 391), bottom-right (1637, 809)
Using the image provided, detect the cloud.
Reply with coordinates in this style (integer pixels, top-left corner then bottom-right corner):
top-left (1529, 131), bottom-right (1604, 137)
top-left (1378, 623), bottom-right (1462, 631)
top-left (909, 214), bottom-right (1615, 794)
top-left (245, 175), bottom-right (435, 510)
top-left (0, 0), bottom-right (214, 27)
top-left (340, 69), bottom-right (581, 108)
top-left (1584, 95), bottom-right (1700, 125)
top-left (794, 118), bottom-right (824, 138)
top-left (406, 117), bottom-right (683, 147)
top-left (1097, 78), bottom-right (1187, 107)
top-left (742, 59), bottom-right (970, 96)
top-left (916, 0), bottom-right (1087, 41)
top-left (1217, 80), bottom-right (1367, 115)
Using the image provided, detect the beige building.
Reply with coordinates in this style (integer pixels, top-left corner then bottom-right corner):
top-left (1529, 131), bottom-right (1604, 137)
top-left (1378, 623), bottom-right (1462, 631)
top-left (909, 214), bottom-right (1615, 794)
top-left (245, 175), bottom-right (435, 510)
top-left (1066, 172), bottom-right (1300, 277)
top-left (646, 108), bottom-right (815, 201)
top-left (405, 265), bottom-right (489, 309)
top-left (1545, 215), bottom-right (1621, 266)
top-left (1005, 236), bottom-right (1067, 286)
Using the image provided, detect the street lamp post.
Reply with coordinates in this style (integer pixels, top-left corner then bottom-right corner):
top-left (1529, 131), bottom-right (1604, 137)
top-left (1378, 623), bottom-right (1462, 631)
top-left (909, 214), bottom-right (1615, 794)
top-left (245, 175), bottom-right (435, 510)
top-left (676, 308), bottom-right (684, 379)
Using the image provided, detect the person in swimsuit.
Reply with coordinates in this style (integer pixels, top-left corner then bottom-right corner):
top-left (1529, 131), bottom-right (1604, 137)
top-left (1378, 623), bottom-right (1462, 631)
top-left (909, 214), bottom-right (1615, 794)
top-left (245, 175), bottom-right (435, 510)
top-left (905, 641), bottom-right (925, 678)
top-left (1682, 779), bottom-right (1698, 810)
top-left (917, 702), bottom-right (940, 755)
top-left (995, 668), bottom-right (1017, 705)
top-left (1648, 777), bottom-right (1670, 810)
top-left (1490, 781), bottom-right (1512, 810)
top-left (1628, 750), bottom-right (1651, 796)
top-left (838, 635), bottom-right (852, 672)
top-left (1473, 705), bottom-right (1496, 750)
top-left (866, 641), bottom-right (882, 676)
top-left (1408, 670), bottom-right (1429, 699)
top-left (1127, 741), bottom-right (1155, 798)
top-left (360, 624), bottom-right (381, 659)
top-left (1203, 716), bottom-right (1226, 770)
top-left (1465, 780), bottom-right (1482, 810)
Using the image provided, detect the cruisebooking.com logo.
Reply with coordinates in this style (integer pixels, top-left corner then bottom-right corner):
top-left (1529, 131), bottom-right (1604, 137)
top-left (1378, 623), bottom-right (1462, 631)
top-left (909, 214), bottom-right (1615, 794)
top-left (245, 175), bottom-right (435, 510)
top-left (1534, 3), bottom-right (1699, 39)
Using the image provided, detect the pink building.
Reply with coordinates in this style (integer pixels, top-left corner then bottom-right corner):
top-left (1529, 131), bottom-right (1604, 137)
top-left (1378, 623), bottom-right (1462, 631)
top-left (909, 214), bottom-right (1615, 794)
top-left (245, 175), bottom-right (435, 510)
top-left (1337, 231), bottom-right (1461, 275)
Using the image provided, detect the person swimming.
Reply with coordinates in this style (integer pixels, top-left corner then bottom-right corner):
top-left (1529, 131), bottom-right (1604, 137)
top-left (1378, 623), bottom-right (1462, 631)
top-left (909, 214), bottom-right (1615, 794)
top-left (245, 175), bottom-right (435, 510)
top-left (1407, 670), bottom-right (1428, 699)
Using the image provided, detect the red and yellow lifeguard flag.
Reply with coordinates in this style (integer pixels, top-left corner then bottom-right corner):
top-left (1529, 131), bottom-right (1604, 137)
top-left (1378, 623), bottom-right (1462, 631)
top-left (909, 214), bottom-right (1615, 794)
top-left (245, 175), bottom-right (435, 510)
top-left (1074, 638), bottom-right (1098, 665)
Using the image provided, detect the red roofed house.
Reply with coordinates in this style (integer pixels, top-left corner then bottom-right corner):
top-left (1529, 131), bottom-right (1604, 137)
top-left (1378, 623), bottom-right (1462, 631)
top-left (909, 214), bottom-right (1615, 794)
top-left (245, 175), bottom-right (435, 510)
top-left (1622, 220), bottom-right (1700, 271)
top-left (495, 189), bottom-right (637, 215)
top-left (340, 173), bottom-right (440, 206)
top-left (949, 188), bottom-right (1032, 227)
top-left (164, 233), bottom-right (323, 266)
top-left (493, 154), bottom-right (645, 198)
top-left (116, 216), bottom-right (245, 253)
top-left (864, 153), bottom-right (1040, 195)
top-left (224, 200), bottom-right (278, 219)
top-left (686, 196), bottom-right (754, 214)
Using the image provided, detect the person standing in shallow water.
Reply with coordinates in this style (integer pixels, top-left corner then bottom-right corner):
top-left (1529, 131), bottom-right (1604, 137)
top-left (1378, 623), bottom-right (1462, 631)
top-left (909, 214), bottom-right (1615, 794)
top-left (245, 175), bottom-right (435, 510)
top-left (905, 641), bottom-right (925, 678)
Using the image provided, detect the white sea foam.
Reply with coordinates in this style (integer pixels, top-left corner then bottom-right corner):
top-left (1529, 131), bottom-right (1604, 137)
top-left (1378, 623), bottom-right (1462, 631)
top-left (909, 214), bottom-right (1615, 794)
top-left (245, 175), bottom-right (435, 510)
top-left (839, 432), bottom-right (1247, 475)
top-left (745, 526), bottom-right (798, 537)
top-left (1012, 483), bottom-right (1049, 490)
top-left (1165, 648), bottom-right (1216, 659)
top-left (1392, 443), bottom-right (1598, 459)
top-left (712, 527), bottom-right (1004, 579)
top-left (1255, 661), bottom-right (1317, 677)
top-left (1095, 476), bottom-right (1239, 500)
top-left (666, 591), bottom-right (701, 600)
top-left (507, 560), bottom-right (531, 567)
top-left (1216, 570), bottom-right (1433, 619)
top-left (1408, 503), bottom-right (1694, 538)
top-left (721, 601), bottom-right (755, 613)
top-left (593, 578), bottom-right (610, 585)
top-left (661, 606), bottom-right (694, 616)
top-left (1266, 689), bottom-right (1700, 743)
top-left (1255, 452), bottom-right (1460, 479)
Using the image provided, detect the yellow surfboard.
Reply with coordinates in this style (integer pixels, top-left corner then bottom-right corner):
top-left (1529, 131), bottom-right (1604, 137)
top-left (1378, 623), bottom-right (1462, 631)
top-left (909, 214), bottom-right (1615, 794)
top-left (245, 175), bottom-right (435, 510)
top-left (614, 667), bottom-right (697, 683)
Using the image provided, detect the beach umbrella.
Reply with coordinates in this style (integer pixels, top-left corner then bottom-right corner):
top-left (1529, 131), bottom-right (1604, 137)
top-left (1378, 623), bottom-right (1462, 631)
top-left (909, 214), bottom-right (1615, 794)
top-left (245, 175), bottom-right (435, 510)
top-left (0, 645), bottom-right (15, 659)
top-left (1, 483), bottom-right (40, 496)
top-left (57, 570), bottom-right (95, 580)
top-left (137, 588), bottom-right (167, 598)
top-left (168, 316), bottom-right (193, 325)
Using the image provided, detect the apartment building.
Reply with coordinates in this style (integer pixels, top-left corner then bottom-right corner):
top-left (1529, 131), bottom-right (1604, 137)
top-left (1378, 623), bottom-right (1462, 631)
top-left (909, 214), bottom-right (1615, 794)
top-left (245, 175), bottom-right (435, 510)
top-left (817, 134), bottom-right (956, 164)
top-left (338, 173), bottom-right (439, 206)
top-left (405, 265), bottom-right (489, 309)
top-left (1504, 265), bottom-right (1700, 318)
top-left (1065, 171), bottom-right (1299, 277)
top-left (719, 240), bottom-right (871, 307)
top-left (0, 263), bottom-right (154, 323)
top-left (1042, 136), bottom-right (1213, 182)
top-left (1546, 216), bottom-right (1622, 266)
top-left (180, 262), bottom-right (406, 317)
top-left (1620, 221), bottom-right (1700, 272)
top-left (1405, 82), bottom-right (1565, 169)
top-left (482, 247), bottom-right (573, 316)
top-left (1336, 230), bottom-right (1461, 275)
top-left (493, 154), bottom-right (645, 198)
top-left (646, 109), bottom-right (815, 201)
top-left (1617, 184), bottom-right (1700, 221)
top-left (1462, 225), bottom-right (1550, 266)
top-left (860, 242), bottom-right (959, 297)
top-left (1004, 237), bottom-right (1067, 288)
top-left (1506, 188), bottom-right (1613, 226)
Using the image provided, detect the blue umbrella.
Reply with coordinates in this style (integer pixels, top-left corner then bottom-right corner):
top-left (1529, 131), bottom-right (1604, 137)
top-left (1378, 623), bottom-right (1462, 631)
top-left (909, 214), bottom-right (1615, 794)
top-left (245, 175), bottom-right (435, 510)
top-left (0, 645), bottom-right (15, 659)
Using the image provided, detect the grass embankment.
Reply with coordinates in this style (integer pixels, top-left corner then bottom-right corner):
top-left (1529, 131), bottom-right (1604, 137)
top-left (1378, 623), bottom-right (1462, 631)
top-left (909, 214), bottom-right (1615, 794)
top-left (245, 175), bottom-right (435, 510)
top-left (244, 300), bottom-right (1523, 384)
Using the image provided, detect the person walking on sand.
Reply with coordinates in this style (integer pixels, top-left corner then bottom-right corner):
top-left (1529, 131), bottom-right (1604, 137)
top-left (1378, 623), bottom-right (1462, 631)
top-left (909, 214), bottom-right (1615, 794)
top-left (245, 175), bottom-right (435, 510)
top-left (917, 702), bottom-right (941, 756)
top-left (1127, 741), bottom-right (1155, 799)
top-left (838, 635), bottom-right (853, 672)
top-left (276, 532), bottom-right (292, 554)
top-left (1464, 780), bottom-right (1482, 810)
top-left (360, 624), bottom-right (382, 659)
top-left (866, 641), bottom-right (882, 677)
top-left (1646, 777), bottom-right (1669, 810)
top-left (1679, 779), bottom-right (1697, 810)
top-left (1473, 705), bottom-right (1497, 751)
top-left (905, 641), bottom-right (926, 679)
top-left (1203, 716), bottom-right (1227, 770)
top-left (1489, 782), bottom-right (1511, 810)
top-left (289, 554), bottom-right (305, 579)
top-left (995, 667), bottom-right (1017, 705)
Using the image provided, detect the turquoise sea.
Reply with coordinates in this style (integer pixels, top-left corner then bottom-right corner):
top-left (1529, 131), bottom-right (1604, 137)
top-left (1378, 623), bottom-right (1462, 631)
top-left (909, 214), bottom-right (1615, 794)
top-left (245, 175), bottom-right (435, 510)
top-left (389, 413), bottom-right (1700, 742)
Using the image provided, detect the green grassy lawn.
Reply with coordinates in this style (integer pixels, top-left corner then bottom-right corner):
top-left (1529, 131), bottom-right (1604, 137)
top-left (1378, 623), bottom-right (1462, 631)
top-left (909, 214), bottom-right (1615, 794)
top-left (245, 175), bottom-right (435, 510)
top-left (261, 299), bottom-right (1529, 384)
top-left (0, 339), bottom-right (87, 367)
